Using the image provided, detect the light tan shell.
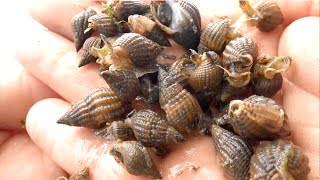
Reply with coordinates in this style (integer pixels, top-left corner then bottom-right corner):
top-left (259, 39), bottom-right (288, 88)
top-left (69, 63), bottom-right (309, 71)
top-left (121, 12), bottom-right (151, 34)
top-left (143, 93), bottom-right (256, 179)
top-left (57, 87), bottom-right (125, 129)
top-left (107, 0), bottom-right (150, 21)
top-left (250, 140), bottom-right (310, 180)
top-left (228, 95), bottom-right (291, 140)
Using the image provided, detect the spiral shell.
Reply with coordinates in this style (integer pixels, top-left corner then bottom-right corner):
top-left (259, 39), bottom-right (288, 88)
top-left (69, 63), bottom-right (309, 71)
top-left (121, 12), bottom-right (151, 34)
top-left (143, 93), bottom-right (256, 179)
top-left (94, 121), bottom-right (133, 141)
top-left (251, 73), bottom-right (283, 97)
top-left (127, 15), bottom-right (171, 47)
top-left (240, 0), bottom-right (284, 32)
top-left (110, 141), bottom-right (162, 179)
top-left (125, 109), bottom-right (186, 147)
top-left (107, 0), bottom-right (150, 21)
top-left (250, 140), bottom-right (310, 180)
top-left (57, 87), bottom-right (125, 129)
top-left (211, 125), bottom-right (253, 180)
top-left (228, 95), bottom-right (291, 140)
top-left (78, 36), bottom-right (102, 67)
top-left (216, 80), bottom-right (250, 105)
top-left (71, 8), bottom-right (97, 52)
top-left (198, 19), bottom-right (241, 54)
top-left (86, 13), bottom-right (118, 37)
top-left (189, 51), bottom-right (224, 92)
top-left (112, 33), bottom-right (164, 69)
top-left (100, 69), bottom-right (141, 102)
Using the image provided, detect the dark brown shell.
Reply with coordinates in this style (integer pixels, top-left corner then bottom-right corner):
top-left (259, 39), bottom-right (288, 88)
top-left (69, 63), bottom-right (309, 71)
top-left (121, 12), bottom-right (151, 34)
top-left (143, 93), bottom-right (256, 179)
top-left (251, 73), bottom-right (283, 97)
top-left (139, 72), bottom-right (159, 103)
top-left (228, 95), bottom-right (291, 140)
top-left (216, 80), bottom-right (250, 105)
top-left (250, 140), bottom-right (310, 180)
top-left (156, 2), bottom-right (172, 26)
top-left (112, 33), bottom-right (164, 69)
top-left (108, 0), bottom-right (150, 21)
top-left (110, 141), bottom-right (162, 179)
top-left (211, 125), bottom-right (253, 180)
top-left (71, 8), bottom-right (97, 52)
top-left (198, 19), bottom-right (237, 54)
top-left (127, 15), bottom-right (171, 46)
top-left (87, 13), bottom-right (118, 37)
top-left (100, 69), bottom-right (141, 102)
top-left (68, 167), bottom-right (89, 180)
top-left (79, 37), bottom-right (102, 67)
top-left (57, 87), bottom-right (125, 129)
top-left (94, 121), bottom-right (133, 141)
top-left (189, 51), bottom-right (224, 92)
top-left (125, 109), bottom-right (186, 147)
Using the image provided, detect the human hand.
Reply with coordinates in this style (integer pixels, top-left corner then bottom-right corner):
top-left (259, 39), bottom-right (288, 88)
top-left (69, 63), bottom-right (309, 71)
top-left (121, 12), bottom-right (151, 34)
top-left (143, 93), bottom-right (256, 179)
top-left (2, 0), bottom-right (319, 179)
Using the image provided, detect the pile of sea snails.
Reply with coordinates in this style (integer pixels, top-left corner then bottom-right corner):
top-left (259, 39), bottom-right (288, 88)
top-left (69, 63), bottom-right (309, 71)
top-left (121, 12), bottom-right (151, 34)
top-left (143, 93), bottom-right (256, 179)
top-left (58, 0), bottom-right (311, 179)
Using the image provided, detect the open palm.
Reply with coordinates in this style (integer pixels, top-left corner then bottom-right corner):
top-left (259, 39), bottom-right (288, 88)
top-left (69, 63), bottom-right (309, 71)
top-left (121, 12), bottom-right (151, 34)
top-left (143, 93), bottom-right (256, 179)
top-left (0, 0), bottom-right (319, 179)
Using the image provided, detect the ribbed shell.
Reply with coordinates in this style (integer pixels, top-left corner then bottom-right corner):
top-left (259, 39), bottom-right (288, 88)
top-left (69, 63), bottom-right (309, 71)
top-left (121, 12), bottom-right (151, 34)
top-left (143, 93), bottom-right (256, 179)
top-left (228, 95), bottom-right (291, 140)
top-left (197, 43), bottom-right (211, 54)
top-left (216, 80), bottom-right (250, 105)
top-left (127, 15), bottom-right (171, 46)
top-left (125, 109), bottom-right (186, 147)
top-left (109, 0), bottom-right (150, 21)
top-left (189, 51), bottom-right (223, 92)
top-left (162, 83), bottom-right (203, 134)
top-left (223, 36), bottom-right (258, 67)
top-left (251, 73), bottom-right (283, 97)
top-left (100, 69), bottom-right (141, 102)
top-left (71, 8), bottom-right (97, 52)
top-left (164, 0), bottom-right (201, 50)
top-left (211, 125), bottom-right (253, 180)
top-left (79, 37), bottom-right (102, 67)
top-left (94, 121), bottom-right (133, 141)
top-left (253, 0), bottom-right (284, 32)
top-left (87, 13), bottom-right (118, 37)
top-left (112, 33), bottom-right (164, 68)
top-left (57, 87), bottom-right (125, 129)
top-left (198, 19), bottom-right (231, 54)
top-left (110, 141), bottom-right (162, 179)
top-left (250, 140), bottom-right (310, 180)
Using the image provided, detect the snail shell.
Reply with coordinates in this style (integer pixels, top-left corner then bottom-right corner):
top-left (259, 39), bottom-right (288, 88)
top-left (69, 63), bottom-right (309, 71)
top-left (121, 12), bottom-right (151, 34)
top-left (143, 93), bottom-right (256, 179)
top-left (216, 80), bottom-right (250, 105)
top-left (211, 125), bottom-right (253, 180)
top-left (240, 0), bottom-right (284, 32)
top-left (110, 141), bottom-right (162, 179)
top-left (228, 95), bottom-right (291, 140)
top-left (198, 19), bottom-right (241, 54)
top-left (139, 72), bottom-right (159, 103)
top-left (250, 140), bottom-right (310, 180)
top-left (251, 73), bottom-right (283, 97)
top-left (86, 13), bottom-right (119, 37)
top-left (100, 69), bottom-right (141, 102)
top-left (71, 8), bottom-right (97, 52)
top-left (79, 36), bottom-right (103, 67)
top-left (189, 51), bottom-right (224, 92)
top-left (112, 33), bottom-right (164, 69)
top-left (156, 2), bottom-right (172, 26)
top-left (68, 167), bottom-right (89, 180)
top-left (127, 15), bottom-right (171, 47)
top-left (94, 121), bottom-right (133, 141)
top-left (57, 87), bottom-right (125, 129)
top-left (107, 0), bottom-right (150, 21)
top-left (125, 109), bottom-right (186, 147)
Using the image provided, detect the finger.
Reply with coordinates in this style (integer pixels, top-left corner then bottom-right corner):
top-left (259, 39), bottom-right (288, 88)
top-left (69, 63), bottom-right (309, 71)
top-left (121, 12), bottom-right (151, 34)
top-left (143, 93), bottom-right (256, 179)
top-left (26, 98), bottom-right (224, 180)
top-left (279, 17), bottom-right (320, 97)
top-left (15, 16), bottom-right (107, 102)
top-left (281, 79), bottom-right (319, 179)
top-left (0, 57), bottom-right (60, 130)
top-left (0, 132), bottom-right (67, 179)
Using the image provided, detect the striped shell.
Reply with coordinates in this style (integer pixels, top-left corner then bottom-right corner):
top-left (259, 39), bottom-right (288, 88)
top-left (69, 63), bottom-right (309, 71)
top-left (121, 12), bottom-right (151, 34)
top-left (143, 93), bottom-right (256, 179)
top-left (100, 69), bottom-right (141, 102)
top-left (57, 87), bottom-right (125, 129)
top-left (250, 140), bottom-right (310, 180)
top-left (108, 0), bottom-right (150, 21)
top-left (79, 36), bottom-right (102, 67)
top-left (211, 125), bottom-right (253, 180)
top-left (87, 13), bottom-right (118, 37)
top-left (228, 95), bottom-right (291, 140)
top-left (251, 73), bottom-right (283, 97)
top-left (110, 141), bottom-right (162, 179)
top-left (128, 15), bottom-right (171, 46)
top-left (189, 51), bottom-right (224, 92)
top-left (71, 8), bottom-right (97, 52)
top-left (112, 33), bottom-right (164, 69)
top-left (125, 109), bottom-right (186, 147)
top-left (198, 19), bottom-right (240, 54)
top-left (94, 121), bottom-right (133, 141)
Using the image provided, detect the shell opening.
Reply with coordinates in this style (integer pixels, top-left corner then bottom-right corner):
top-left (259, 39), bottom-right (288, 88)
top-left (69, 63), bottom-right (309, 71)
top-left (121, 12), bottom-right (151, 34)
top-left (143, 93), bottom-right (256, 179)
top-left (150, 1), bottom-right (175, 35)
top-left (228, 100), bottom-right (243, 118)
top-left (263, 56), bottom-right (292, 79)
top-left (226, 71), bottom-right (251, 88)
top-left (110, 147), bottom-right (124, 164)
